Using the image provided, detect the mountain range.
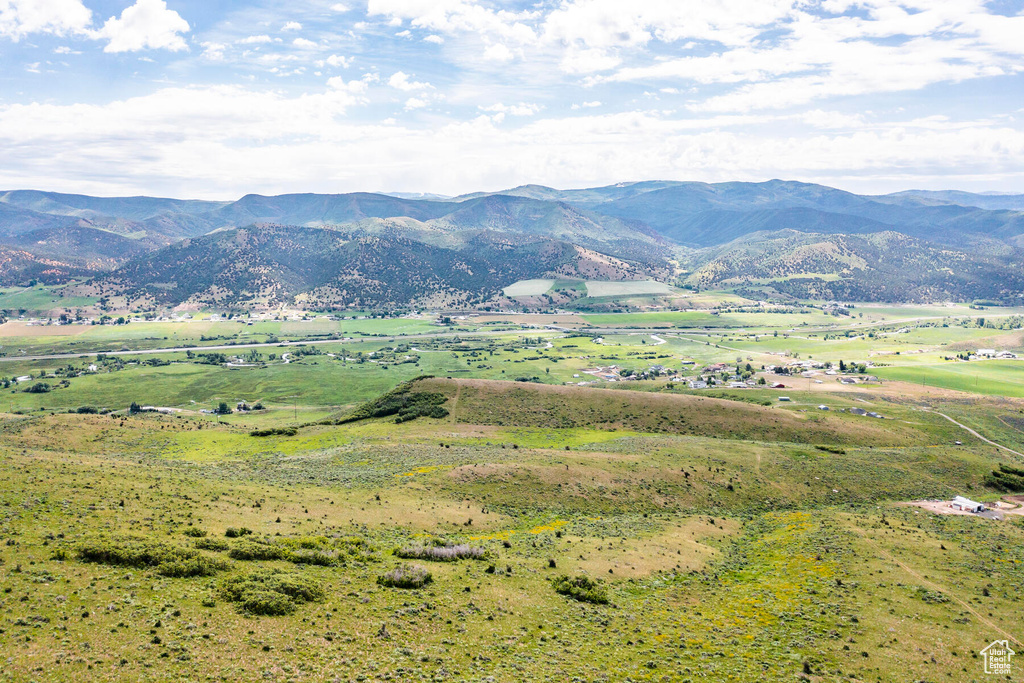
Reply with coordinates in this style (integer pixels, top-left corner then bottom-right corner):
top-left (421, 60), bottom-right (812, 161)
top-left (1, 181), bottom-right (1023, 308)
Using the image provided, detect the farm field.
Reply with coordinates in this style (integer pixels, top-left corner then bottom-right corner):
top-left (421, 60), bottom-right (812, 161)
top-left (873, 360), bottom-right (1024, 398)
top-left (501, 279), bottom-right (556, 297)
top-left (583, 280), bottom-right (674, 297)
top-left (0, 284), bottom-right (99, 313)
top-left (2, 307), bottom-right (1023, 682)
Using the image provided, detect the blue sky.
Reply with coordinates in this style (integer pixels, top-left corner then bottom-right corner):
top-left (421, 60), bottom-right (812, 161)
top-left (0, 0), bottom-right (1022, 198)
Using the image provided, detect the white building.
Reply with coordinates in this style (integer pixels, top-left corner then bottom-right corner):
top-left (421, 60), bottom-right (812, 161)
top-left (951, 496), bottom-right (984, 513)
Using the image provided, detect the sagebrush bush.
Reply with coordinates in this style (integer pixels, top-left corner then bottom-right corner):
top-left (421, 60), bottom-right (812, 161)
top-left (552, 575), bottom-right (609, 604)
top-left (225, 527), bottom-right (253, 538)
top-left (156, 557), bottom-right (226, 578)
top-left (228, 539), bottom-right (286, 561)
top-left (394, 544), bottom-right (488, 562)
top-left (182, 526), bottom-right (207, 538)
top-left (377, 564), bottom-right (432, 589)
top-left (220, 569), bottom-right (325, 615)
top-left (250, 427), bottom-right (298, 437)
top-left (237, 588), bottom-right (295, 616)
top-left (287, 549), bottom-right (339, 566)
top-left (194, 538), bottom-right (229, 552)
top-left (77, 537), bottom-right (227, 577)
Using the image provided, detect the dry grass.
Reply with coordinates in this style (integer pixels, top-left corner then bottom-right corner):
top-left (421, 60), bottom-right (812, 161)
top-left (0, 321), bottom-right (91, 337)
top-left (416, 377), bottom-right (930, 447)
top-left (556, 517), bottom-right (741, 578)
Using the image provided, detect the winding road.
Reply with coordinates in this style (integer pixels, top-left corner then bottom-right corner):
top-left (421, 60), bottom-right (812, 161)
top-left (923, 408), bottom-right (1024, 459)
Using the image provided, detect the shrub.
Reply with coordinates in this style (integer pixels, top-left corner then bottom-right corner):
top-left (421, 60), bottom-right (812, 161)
top-left (25, 382), bottom-right (51, 394)
top-left (220, 569), bottom-right (325, 615)
top-left (377, 564), bottom-right (432, 589)
top-left (195, 538), bottom-right (229, 552)
top-left (77, 537), bottom-right (227, 577)
top-left (156, 557), bottom-right (226, 578)
top-left (250, 427), bottom-right (298, 437)
top-left (984, 464), bottom-right (1024, 492)
top-left (287, 549), bottom-right (339, 566)
top-left (75, 406), bottom-right (98, 414)
top-left (182, 526), bottom-right (207, 538)
top-left (228, 540), bottom-right (286, 561)
top-left (913, 586), bottom-right (950, 604)
top-left (237, 589), bottom-right (295, 616)
top-left (552, 575), bottom-right (609, 604)
top-left (338, 379), bottom-right (448, 424)
top-left (225, 527), bottom-right (253, 538)
top-left (394, 544), bottom-right (488, 562)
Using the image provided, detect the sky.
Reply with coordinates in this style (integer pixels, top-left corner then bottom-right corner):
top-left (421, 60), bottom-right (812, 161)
top-left (0, 0), bottom-right (1022, 199)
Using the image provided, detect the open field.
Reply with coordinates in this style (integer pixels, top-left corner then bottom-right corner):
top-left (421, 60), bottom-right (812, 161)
top-left (502, 279), bottom-right (556, 297)
top-left (2, 384), bottom-right (1022, 682)
top-left (583, 280), bottom-right (675, 297)
top-left (3, 307), bottom-right (1024, 682)
top-left (0, 284), bottom-right (99, 313)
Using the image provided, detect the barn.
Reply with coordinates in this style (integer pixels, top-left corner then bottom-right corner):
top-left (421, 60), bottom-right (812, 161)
top-left (951, 496), bottom-right (985, 513)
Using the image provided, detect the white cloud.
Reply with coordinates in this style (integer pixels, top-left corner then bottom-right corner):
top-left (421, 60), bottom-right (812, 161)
top-left (330, 3), bottom-right (350, 11)
top-left (571, 101), bottom-right (602, 110)
top-left (481, 102), bottom-right (542, 117)
top-left (403, 96), bottom-right (429, 110)
top-left (0, 0), bottom-right (93, 40)
top-left (3, 86), bottom-right (1021, 198)
top-left (423, 34), bottom-right (444, 44)
top-left (482, 43), bottom-right (513, 63)
top-left (201, 41), bottom-right (227, 61)
top-left (800, 110), bottom-right (866, 129)
top-left (560, 47), bottom-right (619, 74)
top-left (292, 37), bottom-right (317, 48)
top-left (98, 0), bottom-right (190, 53)
top-left (388, 71), bottom-right (432, 91)
top-left (237, 34), bottom-right (274, 45)
top-left (282, 21), bottom-right (302, 31)
top-left (366, 0), bottom-right (538, 44)
top-left (324, 54), bottom-right (352, 68)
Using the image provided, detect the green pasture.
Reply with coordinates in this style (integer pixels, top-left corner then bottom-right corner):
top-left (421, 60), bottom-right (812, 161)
top-left (0, 284), bottom-right (99, 312)
top-left (874, 360), bottom-right (1024, 397)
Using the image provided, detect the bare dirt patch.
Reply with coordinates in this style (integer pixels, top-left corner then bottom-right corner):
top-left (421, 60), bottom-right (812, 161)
top-left (900, 500), bottom-right (1005, 518)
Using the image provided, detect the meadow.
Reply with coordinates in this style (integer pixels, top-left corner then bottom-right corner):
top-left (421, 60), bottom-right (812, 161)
top-left (2, 305), bottom-right (1023, 682)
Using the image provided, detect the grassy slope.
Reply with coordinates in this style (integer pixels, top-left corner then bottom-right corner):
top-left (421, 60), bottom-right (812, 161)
top-left (0, 407), bottom-right (1020, 682)
top-left (874, 360), bottom-right (1024, 397)
top-left (415, 377), bottom-right (945, 446)
top-left (2, 316), bottom-right (1024, 681)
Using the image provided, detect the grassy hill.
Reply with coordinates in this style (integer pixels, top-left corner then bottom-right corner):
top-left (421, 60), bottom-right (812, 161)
top-left (396, 377), bottom-right (936, 446)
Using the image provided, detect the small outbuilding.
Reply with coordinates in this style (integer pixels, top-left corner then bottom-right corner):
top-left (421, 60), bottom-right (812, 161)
top-left (951, 496), bottom-right (985, 513)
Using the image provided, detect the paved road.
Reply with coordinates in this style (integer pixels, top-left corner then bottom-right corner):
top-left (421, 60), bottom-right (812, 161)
top-left (923, 408), bottom-right (1024, 459)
